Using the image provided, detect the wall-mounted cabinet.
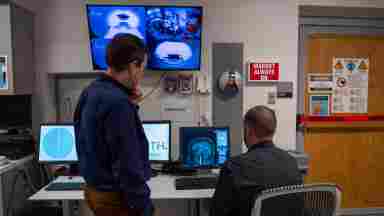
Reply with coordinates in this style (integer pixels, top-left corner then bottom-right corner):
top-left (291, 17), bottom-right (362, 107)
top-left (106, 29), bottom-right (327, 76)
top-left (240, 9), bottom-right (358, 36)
top-left (0, 0), bottom-right (34, 95)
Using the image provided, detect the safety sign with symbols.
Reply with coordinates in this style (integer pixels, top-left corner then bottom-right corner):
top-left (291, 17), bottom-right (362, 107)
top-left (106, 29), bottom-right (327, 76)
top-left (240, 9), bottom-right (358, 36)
top-left (332, 58), bottom-right (369, 113)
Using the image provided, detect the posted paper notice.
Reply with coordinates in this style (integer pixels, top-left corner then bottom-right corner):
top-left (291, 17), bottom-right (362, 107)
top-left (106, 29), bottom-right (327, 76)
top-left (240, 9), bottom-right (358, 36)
top-left (332, 58), bottom-right (368, 113)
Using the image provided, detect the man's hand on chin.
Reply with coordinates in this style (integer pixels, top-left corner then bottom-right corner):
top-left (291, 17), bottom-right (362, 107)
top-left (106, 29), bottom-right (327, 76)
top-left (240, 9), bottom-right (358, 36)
top-left (129, 87), bottom-right (143, 105)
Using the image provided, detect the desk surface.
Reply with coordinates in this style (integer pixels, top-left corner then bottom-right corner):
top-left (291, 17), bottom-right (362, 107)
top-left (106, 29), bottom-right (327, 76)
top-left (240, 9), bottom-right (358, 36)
top-left (0, 155), bottom-right (34, 175)
top-left (29, 175), bottom-right (215, 201)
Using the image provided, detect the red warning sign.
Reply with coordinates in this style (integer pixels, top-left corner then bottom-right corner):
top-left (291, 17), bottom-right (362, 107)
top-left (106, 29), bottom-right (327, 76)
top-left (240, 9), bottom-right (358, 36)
top-left (248, 62), bottom-right (280, 82)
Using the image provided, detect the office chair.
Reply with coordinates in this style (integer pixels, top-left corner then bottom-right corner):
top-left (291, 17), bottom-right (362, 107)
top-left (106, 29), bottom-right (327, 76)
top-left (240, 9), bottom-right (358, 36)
top-left (252, 184), bottom-right (341, 216)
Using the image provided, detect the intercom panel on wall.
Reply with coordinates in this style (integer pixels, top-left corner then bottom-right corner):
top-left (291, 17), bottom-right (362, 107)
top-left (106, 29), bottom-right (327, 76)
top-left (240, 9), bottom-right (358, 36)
top-left (212, 43), bottom-right (244, 156)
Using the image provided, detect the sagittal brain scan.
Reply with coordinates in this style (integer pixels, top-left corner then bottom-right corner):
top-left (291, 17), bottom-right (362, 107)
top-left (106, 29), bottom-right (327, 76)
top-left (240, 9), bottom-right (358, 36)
top-left (180, 127), bottom-right (229, 168)
top-left (86, 5), bottom-right (202, 71)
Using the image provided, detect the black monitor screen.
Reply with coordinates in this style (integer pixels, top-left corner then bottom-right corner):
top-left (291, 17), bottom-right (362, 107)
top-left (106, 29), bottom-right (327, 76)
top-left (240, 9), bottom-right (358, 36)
top-left (180, 127), bottom-right (230, 168)
top-left (0, 95), bottom-right (31, 128)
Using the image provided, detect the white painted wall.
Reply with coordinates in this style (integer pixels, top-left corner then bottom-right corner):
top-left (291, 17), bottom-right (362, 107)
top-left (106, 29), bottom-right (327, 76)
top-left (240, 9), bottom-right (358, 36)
top-left (16, 0), bottom-right (384, 150)
top-left (203, 0), bottom-right (299, 150)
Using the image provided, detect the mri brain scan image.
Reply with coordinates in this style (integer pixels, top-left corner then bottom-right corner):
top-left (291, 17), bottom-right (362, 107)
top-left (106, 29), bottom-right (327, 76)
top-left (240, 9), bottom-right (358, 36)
top-left (188, 137), bottom-right (216, 167)
top-left (180, 127), bottom-right (229, 168)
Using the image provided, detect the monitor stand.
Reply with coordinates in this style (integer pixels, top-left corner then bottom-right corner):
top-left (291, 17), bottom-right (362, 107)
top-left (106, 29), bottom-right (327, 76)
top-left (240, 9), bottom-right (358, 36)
top-left (193, 168), bottom-right (220, 177)
top-left (68, 164), bottom-right (80, 176)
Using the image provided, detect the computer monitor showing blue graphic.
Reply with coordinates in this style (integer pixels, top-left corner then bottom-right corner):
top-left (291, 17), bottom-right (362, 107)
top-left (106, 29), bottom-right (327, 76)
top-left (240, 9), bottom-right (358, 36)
top-left (86, 5), bottom-right (202, 71)
top-left (145, 6), bottom-right (202, 70)
top-left (38, 124), bottom-right (78, 163)
top-left (179, 127), bottom-right (230, 168)
top-left (86, 5), bottom-right (146, 70)
top-left (143, 121), bottom-right (171, 162)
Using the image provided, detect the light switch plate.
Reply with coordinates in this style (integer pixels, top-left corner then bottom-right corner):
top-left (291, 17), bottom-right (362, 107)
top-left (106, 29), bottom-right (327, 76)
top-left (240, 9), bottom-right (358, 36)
top-left (267, 91), bottom-right (276, 105)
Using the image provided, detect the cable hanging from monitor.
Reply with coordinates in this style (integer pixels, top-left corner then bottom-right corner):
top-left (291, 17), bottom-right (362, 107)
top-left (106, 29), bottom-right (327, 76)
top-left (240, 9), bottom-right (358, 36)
top-left (139, 72), bottom-right (167, 103)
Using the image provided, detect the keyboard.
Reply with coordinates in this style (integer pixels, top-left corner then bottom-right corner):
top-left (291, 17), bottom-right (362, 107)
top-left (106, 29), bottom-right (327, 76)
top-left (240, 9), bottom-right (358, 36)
top-left (175, 175), bottom-right (218, 190)
top-left (45, 182), bottom-right (84, 191)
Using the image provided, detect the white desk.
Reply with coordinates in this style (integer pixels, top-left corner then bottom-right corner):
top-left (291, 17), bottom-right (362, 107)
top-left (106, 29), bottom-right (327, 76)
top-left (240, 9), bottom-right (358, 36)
top-left (0, 155), bottom-right (34, 216)
top-left (30, 175), bottom-right (214, 216)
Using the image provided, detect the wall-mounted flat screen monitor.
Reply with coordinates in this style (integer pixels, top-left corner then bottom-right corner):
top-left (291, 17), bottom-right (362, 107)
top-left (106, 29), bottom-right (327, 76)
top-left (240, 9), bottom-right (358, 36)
top-left (86, 5), bottom-right (203, 71)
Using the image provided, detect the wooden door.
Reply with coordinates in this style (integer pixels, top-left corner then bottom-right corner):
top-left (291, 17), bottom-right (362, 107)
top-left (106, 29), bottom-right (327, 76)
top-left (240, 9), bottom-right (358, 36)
top-left (304, 34), bottom-right (384, 208)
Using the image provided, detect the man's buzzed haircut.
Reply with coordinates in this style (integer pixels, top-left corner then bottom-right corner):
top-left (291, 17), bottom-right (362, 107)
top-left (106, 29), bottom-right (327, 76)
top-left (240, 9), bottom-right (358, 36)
top-left (244, 105), bottom-right (277, 138)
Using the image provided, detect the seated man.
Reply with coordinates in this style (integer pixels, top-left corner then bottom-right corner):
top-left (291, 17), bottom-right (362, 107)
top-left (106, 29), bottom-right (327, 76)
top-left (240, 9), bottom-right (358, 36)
top-left (210, 105), bottom-right (303, 216)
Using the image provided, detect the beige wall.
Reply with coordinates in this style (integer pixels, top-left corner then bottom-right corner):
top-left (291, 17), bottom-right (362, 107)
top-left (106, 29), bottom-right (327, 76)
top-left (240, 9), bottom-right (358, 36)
top-left (203, 0), bottom-right (298, 150)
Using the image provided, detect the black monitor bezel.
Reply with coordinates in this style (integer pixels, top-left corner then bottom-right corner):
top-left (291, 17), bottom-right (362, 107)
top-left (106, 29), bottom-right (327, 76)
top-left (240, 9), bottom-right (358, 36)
top-left (142, 120), bottom-right (172, 163)
top-left (85, 4), bottom-right (203, 72)
top-left (38, 123), bottom-right (79, 164)
top-left (179, 126), bottom-right (231, 169)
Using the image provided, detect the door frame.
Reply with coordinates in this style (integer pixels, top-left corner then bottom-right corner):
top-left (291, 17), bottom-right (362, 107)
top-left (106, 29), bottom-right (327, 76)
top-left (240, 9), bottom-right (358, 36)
top-left (297, 6), bottom-right (384, 215)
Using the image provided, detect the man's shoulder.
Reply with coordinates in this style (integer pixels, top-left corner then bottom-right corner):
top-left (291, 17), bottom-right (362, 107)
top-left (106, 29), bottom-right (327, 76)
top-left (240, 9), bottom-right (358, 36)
top-left (226, 150), bottom-right (258, 165)
top-left (85, 79), bottom-right (131, 106)
top-left (270, 146), bottom-right (298, 162)
top-left (225, 146), bottom-right (297, 168)
top-left (223, 154), bottom-right (247, 173)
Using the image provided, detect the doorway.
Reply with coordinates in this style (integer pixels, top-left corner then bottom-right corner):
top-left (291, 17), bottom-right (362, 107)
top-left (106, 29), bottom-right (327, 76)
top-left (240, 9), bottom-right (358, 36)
top-left (298, 8), bottom-right (384, 210)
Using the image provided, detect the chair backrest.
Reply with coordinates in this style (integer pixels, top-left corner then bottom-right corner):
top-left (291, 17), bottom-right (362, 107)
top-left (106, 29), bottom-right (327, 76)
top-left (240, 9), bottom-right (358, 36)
top-left (252, 184), bottom-right (341, 216)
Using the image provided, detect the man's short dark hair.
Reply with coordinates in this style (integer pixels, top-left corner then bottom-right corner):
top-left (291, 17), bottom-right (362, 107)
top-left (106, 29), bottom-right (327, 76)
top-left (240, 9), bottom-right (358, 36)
top-left (244, 105), bottom-right (277, 138)
top-left (106, 33), bottom-right (147, 73)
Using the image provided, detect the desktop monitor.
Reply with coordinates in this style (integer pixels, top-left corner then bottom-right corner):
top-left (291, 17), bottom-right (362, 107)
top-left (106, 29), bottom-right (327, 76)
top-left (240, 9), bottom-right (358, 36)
top-left (145, 6), bottom-right (203, 71)
top-left (179, 127), bottom-right (230, 168)
top-left (38, 123), bottom-right (78, 164)
top-left (86, 5), bottom-right (147, 70)
top-left (85, 4), bottom-right (202, 71)
top-left (142, 121), bottom-right (171, 162)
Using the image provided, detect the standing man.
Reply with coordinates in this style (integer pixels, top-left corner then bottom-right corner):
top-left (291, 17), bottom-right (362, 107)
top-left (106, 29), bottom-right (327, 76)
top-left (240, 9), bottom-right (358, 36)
top-left (210, 105), bottom-right (303, 216)
top-left (74, 33), bottom-right (151, 216)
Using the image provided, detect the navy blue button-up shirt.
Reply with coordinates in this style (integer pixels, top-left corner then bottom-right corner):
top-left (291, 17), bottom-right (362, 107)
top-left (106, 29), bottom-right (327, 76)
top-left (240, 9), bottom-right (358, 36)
top-left (74, 74), bottom-right (151, 209)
